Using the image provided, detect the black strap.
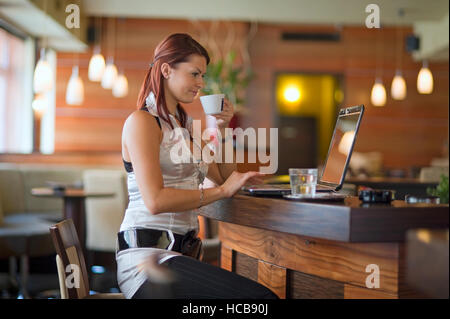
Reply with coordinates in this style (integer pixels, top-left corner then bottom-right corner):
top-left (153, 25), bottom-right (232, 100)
top-left (139, 106), bottom-right (161, 129)
top-left (123, 159), bottom-right (133, 173)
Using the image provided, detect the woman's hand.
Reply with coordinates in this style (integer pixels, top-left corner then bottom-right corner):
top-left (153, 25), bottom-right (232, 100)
top-left (220, 171), bottom-right (266, 198)
top-left (213, 98), bottom-right (234, 129)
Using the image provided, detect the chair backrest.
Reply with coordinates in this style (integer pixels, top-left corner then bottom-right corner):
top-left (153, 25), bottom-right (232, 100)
top-left (49, 219), bottom-right (90, 299)
top-left (82, 169), bottom-right (127, 252)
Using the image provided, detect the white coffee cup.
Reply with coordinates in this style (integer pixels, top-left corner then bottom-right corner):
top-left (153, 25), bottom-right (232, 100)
top-left (200, 94), bottom-right (225, 115)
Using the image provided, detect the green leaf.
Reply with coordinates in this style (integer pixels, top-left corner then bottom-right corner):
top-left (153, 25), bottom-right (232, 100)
top-left (201, 51), bottom-right (254, 107)
top-left (427, 174), bottom-right (449, 204)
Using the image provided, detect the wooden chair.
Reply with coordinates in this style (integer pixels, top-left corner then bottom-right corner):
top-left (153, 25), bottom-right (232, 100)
top-left (49, 219), bottom-right (124, 299)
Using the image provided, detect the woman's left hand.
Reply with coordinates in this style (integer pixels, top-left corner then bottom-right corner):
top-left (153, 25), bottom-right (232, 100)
top-left (212, 98), bottom-right (234, 129)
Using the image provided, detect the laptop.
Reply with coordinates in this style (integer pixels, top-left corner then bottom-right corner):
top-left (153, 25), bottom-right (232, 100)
top-left (243, 104), bottom-right (365, 196)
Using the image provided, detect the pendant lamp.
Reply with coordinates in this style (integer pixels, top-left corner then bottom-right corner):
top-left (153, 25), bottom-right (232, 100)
top-left (391, 9), bottom-right (407, 101)
top-left (33, 48), bottom-right (53, 93)
top-left (371, 78), bottom-right (387, 107)
top-left (66, 66), bottom-right (84, 105)
top-left (113, 73), bottom-right (128, 97)
top-left (88, 45), bottom-right (105, 82)
top-left (417, 60), bottom-right (433, 94)
top-left (31, 93), bottom-right (48, 118)
top-left (101, 58), bottom-right (118, 89)
top-left (391, 70), bottom-right (407, 100)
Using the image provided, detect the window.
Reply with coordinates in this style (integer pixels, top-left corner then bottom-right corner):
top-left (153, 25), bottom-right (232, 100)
top-left (0, 26), bottom-right (34, 153)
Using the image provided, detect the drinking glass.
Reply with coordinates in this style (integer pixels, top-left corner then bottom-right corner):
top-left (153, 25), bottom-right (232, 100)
top-left (289, 168), bottom-right (318, 197)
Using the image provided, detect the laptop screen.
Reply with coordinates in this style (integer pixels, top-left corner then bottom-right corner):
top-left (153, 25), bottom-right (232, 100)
top-left (320, 106), bottom-right (363, 186)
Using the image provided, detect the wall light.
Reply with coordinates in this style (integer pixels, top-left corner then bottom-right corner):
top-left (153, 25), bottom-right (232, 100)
top-left (283, 86), bottom-right (301, 103)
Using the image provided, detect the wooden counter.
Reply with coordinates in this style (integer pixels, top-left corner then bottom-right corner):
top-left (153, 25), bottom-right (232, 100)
top-left (198, 194), bottom-right (449, 299)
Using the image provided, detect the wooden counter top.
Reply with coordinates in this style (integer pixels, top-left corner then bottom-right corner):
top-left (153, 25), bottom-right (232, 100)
top-left (198, 193), bottom-right (449, 243)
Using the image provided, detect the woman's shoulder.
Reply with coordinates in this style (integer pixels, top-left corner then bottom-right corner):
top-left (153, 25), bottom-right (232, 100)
top-left (124, 109), bottom-right (161, 132)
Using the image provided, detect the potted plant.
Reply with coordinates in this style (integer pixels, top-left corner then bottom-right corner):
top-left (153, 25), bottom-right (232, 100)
top-left (202, 50), bottom-right (253, 120)
top-left (427, 174), bottom-right (449, 204)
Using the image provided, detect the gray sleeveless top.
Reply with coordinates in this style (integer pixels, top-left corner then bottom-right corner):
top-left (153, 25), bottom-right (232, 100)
top-left (116, 92), bottom-right (208, 298)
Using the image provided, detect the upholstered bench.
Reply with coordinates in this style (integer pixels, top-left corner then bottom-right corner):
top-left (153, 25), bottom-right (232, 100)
top-left (0, 164), bottom-right (84, 297)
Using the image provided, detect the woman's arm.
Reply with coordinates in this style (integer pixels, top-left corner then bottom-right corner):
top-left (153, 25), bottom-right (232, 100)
top-left (203, 127), bottom-right (236, 186)
top-left (215, 126), bottom-right (237, 180)
top-left (123, 111), bottom-right (261, 215)
top-left (205, 98), bottom-right (237, 184)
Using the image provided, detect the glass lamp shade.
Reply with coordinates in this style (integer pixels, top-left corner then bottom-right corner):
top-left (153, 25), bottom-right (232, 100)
top-left (31, 94), bottom-right (48, 117)
top-left (112, 74), bottom-right (129, 98)
top-left (101, 61), bottom-right (118, 89)
top-left (66, 66), bottom-right (84, 105)
top-left (391, 71), bottom-right (407, 100)
top-left (371, 78), bottom-right (387, 107)
top-left (88, 51), bottom-right (106, 82)
top-left (33, 58), bottom-right (53, 94)
top-left (417, 63), bottom-right (433, 94)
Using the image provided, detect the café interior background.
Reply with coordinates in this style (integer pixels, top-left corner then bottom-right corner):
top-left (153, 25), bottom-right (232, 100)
top-left (0, 0), bottom-right (448, 300)
top-left (0, 0), bottom-right (448, 175)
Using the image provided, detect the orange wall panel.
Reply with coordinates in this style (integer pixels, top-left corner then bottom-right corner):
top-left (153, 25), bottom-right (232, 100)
top-left (49, 19), bottom-right (448, 170)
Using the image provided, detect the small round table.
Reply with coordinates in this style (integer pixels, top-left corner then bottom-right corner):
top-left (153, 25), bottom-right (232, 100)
top-left (31, 188), bottom-right (114, 249)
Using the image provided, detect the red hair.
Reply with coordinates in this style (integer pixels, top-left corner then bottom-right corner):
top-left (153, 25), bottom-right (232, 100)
top-left (137, 33), bottom-right (210, 129)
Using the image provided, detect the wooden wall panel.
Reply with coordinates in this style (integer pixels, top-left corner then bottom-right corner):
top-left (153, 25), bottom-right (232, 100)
top-left (54, 117), bottom-right (124, 151)
top-left (54, 18), bottom-right (248, 158)
top-left (244, 24), bottom-right (449, 171)
top-left (48, 19), bottom-right (448, 169)
top-left (0, 152), bottom-right (122, 166)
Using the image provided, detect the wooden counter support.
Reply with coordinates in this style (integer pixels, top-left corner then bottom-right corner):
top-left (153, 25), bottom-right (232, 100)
top-left (201, 194), bottom-right (448, 299)
top-left (219, 222), bottom-right (406, 298)
top-left (257, 260), bottom-right (287, 299)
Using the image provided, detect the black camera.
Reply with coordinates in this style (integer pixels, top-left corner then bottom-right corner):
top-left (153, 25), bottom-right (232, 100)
top-left (358, 189), bottom-right (394, 204)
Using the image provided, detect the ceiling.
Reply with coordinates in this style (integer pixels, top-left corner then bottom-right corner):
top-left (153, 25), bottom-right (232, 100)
top-left (0, 0), bottom-right (448, 60)
top-left (82, 0), bottom-right (449, 26)
top-left (0, 0), bottom-right (87, 51)
top-left (84, 0), bottom-right (450, 61)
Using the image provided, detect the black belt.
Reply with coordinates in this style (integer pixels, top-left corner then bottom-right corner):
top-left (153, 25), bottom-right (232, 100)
top-left (117, 228), bottom-right (194, 253)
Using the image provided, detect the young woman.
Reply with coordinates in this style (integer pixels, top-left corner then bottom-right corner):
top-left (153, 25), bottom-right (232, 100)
top-left (117, 33), bottom-right (277, 299)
